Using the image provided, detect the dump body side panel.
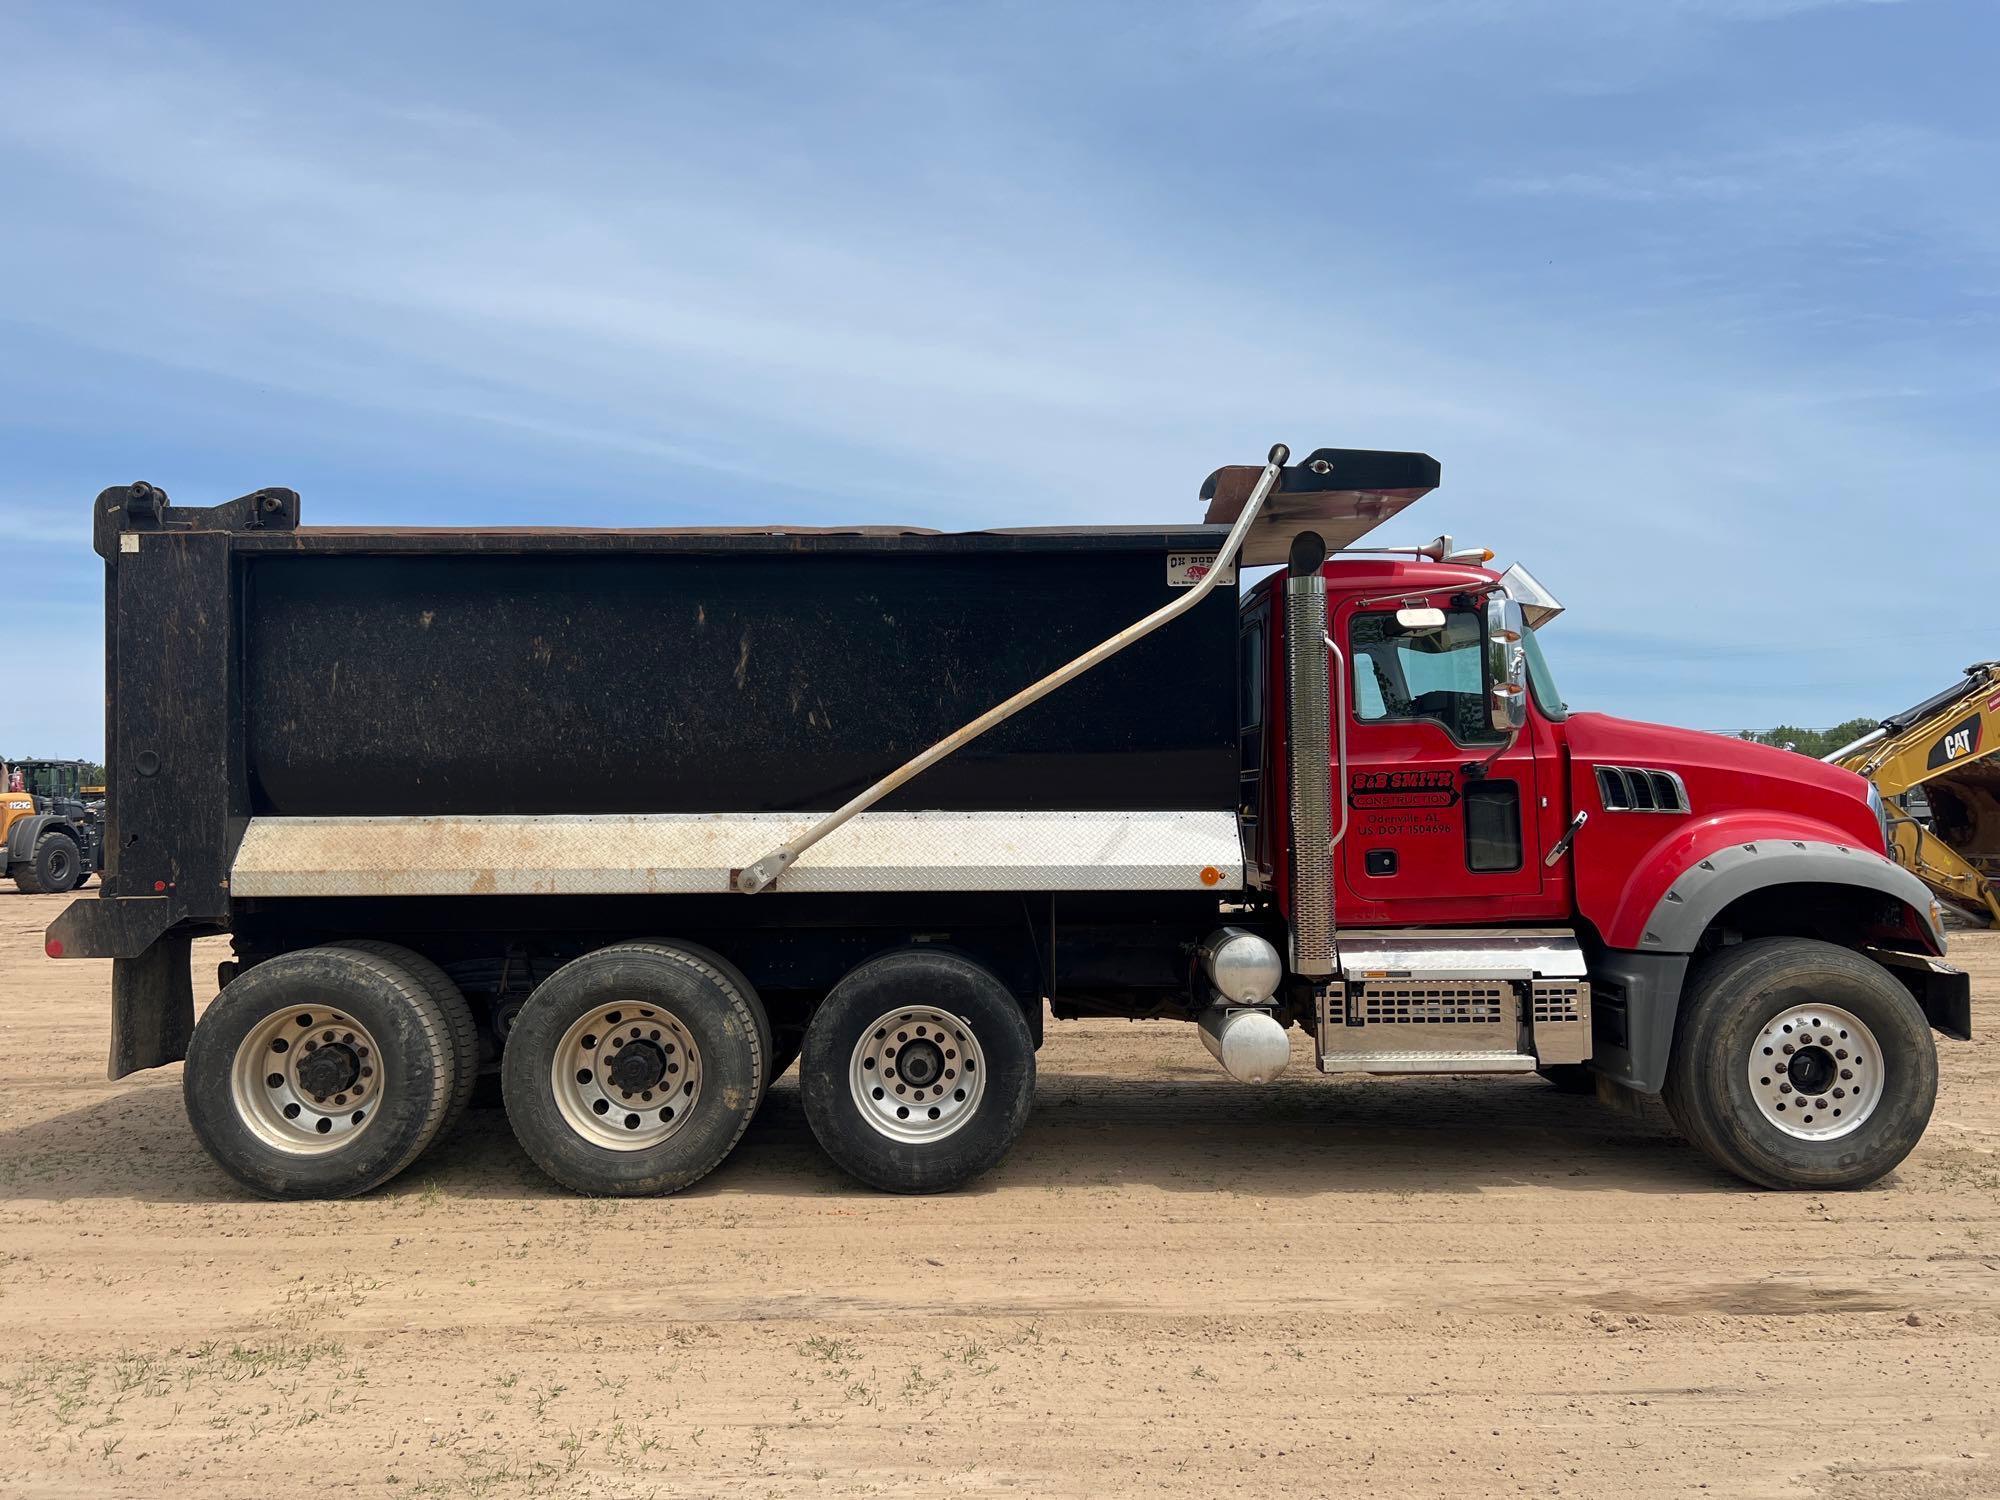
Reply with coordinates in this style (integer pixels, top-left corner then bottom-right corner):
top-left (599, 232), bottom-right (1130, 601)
top-left (241, 543), bottom-right (1237, 819)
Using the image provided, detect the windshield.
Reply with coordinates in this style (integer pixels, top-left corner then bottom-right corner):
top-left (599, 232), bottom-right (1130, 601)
top-left (1522, 626), bottom-right (1566, 720)
top-left (18, 765), bottom-right (74, 798)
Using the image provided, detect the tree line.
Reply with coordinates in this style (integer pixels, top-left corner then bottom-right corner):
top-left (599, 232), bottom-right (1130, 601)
top-left (1736, 719), bottom-right (1877, 760)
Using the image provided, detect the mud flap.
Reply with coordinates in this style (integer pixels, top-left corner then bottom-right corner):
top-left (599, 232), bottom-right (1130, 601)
top-left (1867, 947), bottom-right (1973, 1041)
top-left (108, 931), bottom-right (196, 1080)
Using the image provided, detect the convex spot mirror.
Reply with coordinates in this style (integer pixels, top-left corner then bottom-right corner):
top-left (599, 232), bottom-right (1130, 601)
top-left (1485, 595), bottom-right (1529, 733)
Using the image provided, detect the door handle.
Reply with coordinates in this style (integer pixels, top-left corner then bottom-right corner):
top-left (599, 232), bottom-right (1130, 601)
top-left (1544, 810), bottom-right (1587, 867)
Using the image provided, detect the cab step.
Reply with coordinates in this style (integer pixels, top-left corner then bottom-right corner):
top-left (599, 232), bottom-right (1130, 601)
top-left (1317, 1049), bottom-right (1537, 1075)
top-left (1316, 929), bottom-right (1591, 1077)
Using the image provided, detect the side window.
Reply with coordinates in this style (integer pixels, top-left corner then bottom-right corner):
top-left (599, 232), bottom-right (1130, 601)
top-left (1349, 609), bottom-right (1502, 745)
top-left (1238, 622), bottom-right (1264, 731)
top-left (1463, 780), bottom-right (1523, 871)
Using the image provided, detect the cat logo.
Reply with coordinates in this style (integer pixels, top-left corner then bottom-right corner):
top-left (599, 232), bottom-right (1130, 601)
top-left (1925, 712), bottom-right (1983, 771)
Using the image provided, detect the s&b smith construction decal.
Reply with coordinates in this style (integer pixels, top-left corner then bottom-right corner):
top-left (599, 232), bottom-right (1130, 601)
top-left (1349, 769), bottom-right (1460, 809)
top-left (1350, 769), bottom-right (1459, 840)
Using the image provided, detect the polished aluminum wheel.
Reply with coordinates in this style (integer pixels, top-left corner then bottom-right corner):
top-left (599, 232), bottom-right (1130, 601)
top-left (848, 1006), bottom-right (985, 1143)
top-left (551, 1003), bottom-right (703, 1150)
top-left (230, 1006), bottom-right (384, 1155)
top-left (1747, 1002), bottom-right (1881, 1141)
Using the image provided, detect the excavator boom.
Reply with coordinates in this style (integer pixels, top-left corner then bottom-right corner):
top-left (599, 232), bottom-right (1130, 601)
top-left (1829, 663), bottom-right (2000, 925)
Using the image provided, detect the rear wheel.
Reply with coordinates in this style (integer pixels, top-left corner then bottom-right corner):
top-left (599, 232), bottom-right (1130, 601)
top-left (1665, 938), bottom-right (1937, 1190)
top-left (501, 942), bottom-right (767, 1196)
top-left (333, 941), bottom-right (480, 1150)
top-left (183, 946), bottom-right (459, 1199)
top-left (801, 949), bottom-right (1034, 1194)
top-left (14, 830), bottom-right (80, 894)
top-left (662, 940), bottom-right (772, 1099)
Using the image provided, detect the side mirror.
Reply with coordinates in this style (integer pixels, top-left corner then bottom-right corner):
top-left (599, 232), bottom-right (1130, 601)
top-left (1485, 595), bottom-right (1528, 733)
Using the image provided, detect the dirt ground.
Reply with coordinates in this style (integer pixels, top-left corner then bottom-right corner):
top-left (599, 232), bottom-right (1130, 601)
top-left (1, 892), bottom-right (1996, 1498)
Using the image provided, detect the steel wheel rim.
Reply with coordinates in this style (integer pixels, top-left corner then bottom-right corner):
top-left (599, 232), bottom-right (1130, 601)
top-left (231, 1005), bottom-right (384, 1155)
top-left (849, 1007), bottom-right (986, 1144)
top-left (1747, 1002), bottom-right (1881, 1141)
top-left (551, 1003), bottom-right (702, 1151)
top-left (48, 845), bottom-right (75, 884)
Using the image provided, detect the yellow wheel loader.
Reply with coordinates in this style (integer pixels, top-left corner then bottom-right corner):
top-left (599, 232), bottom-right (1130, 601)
top-left (1, 759), bottom-right (102, 893)
top-left (1827, 663), bottom-right (2000, 925)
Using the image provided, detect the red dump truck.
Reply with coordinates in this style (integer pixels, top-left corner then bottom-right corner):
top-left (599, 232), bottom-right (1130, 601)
top-left (49, 445), bottom-right (1968, 1198)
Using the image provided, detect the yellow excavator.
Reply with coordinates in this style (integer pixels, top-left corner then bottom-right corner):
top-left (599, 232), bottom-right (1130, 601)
top-left (1827, 662), bottom-right (2000, 925)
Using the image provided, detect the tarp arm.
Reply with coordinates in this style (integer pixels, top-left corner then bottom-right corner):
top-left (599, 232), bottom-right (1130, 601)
top-left (731, 443), bottom-right (1294, 893)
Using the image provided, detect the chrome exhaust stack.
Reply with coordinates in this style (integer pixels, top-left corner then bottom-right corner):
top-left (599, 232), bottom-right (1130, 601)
top-left (1284, 532), bottom-right (1336, 977)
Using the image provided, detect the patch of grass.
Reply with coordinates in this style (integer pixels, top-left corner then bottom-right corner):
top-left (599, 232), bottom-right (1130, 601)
top-left (797, 1334), bottom-right (858, 1366)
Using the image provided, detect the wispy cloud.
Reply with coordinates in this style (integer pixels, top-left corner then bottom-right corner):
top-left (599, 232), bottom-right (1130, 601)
top-left (1483, 124), bottom-right (1947, 204)
top-left (0, 0), bottom-right (1992, 752)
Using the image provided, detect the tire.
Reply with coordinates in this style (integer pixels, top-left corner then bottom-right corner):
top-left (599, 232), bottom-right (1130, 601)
top-left (801, 949), bottom-right (1034, 1194)
top-left (182, 946), bottom-right (458, 1199)
top-left (1537, 1064), bottom-right (1597, 1095)
top-left (501, 942), bottom-right (767, 1196)
top-left (14, 830), bottom-right (80, 895)
top-left (660, 940), bottom-right (773, 1099)
top-left (333, 941), bottom-right (480, 1150)
top-left (1664, 938), bottom-right (1937, 1190)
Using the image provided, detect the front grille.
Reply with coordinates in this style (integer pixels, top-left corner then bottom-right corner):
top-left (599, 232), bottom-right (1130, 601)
top-left (1596, 765), bottom-right (1690, 814)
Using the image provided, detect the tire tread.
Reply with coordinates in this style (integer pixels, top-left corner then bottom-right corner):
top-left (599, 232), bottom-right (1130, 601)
top-left (333, 940), bottom-right (480, 1149)
top-left (1665, 937), bottom-right (1936, 1190)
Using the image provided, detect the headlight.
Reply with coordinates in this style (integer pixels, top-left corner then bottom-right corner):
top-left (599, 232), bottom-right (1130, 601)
top-left (1866, 782), bottom-right (1891, 855)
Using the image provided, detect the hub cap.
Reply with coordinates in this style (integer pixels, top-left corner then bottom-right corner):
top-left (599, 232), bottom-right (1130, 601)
top-left (848, 1007), bottom-right (986, 1144)
top-left (551, 1003), bottom-right (702, 1151)
top-left (230, 1007), bottom-right (383, 1155)
top-left (1747, 1002), bottom-right (1881, 1142)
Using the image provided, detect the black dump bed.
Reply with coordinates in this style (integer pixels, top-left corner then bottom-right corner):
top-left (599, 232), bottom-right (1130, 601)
top-left (63, 483), bottom-right (1238, 954)
top-left (242, 532), bottom-right (1237, 818)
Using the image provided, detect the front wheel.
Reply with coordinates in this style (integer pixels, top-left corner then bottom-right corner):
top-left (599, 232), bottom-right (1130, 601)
top-left (14, 830), bottom-right (81, 894)
top-left (1665, 938), bottom-right (1937, 1190)
top-left (801, 949), bottom-right (1034, 1194)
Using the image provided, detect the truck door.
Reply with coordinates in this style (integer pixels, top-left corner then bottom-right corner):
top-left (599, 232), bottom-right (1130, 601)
top-left (1335, 597), bottom-right (1548, 921)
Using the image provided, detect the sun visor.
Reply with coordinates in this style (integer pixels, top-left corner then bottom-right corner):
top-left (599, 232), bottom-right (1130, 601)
top-left (1200, 447), bottom-right (1441, 567)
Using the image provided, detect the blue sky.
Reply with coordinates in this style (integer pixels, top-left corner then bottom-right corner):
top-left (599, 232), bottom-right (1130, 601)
top-left (2, 0), bottom-right (1993, 758)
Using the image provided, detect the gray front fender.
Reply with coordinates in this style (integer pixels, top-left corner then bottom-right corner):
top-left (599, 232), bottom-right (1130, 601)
top-left (1639, 840), bottom-right (1944, 956)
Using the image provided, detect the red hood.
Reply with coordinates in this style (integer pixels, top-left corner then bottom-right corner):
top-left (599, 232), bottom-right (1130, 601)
top-left (1563, 711), bottom-right (1883, 850)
